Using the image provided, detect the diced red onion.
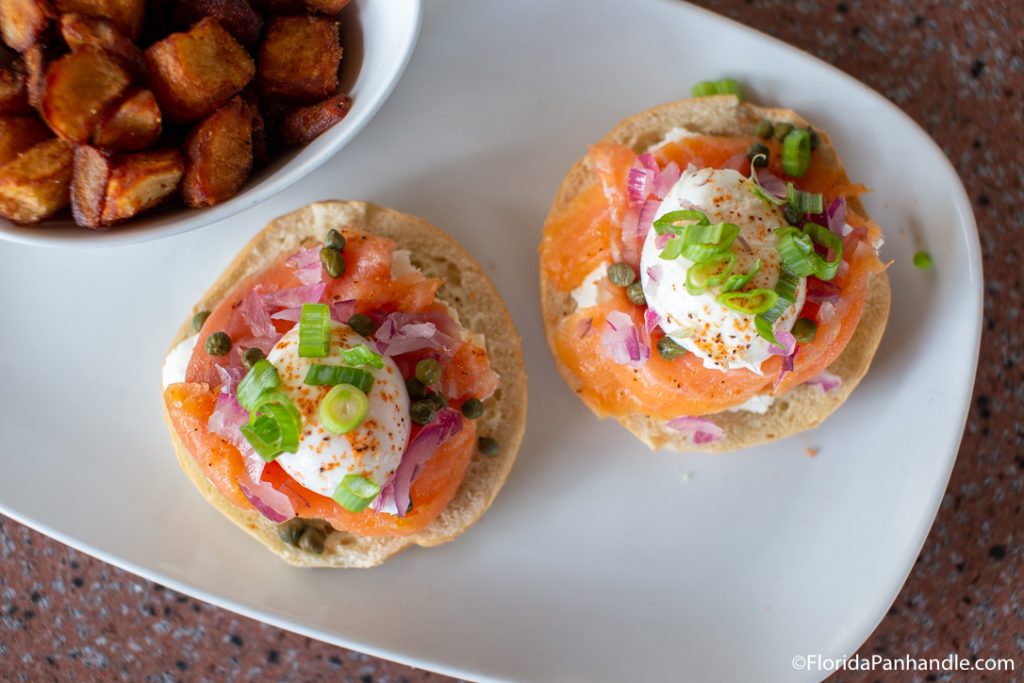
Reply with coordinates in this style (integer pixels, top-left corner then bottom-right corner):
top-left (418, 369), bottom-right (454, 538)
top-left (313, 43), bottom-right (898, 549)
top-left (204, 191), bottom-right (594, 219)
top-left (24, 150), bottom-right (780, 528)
top-left (644, 308), bottom-right (660, 334)
top-left (375, 312), bottom-right (462, 357)
top-left (842, 225), bottom-right (868, 254)
top-left (774, 344), bottom-right (800, 391)
top-left (237, 333), bottom-right (280, 355)
top-left (755, 167), bottom-right (788, 200)
top-left (285, 247), bottom-right (323, 286)
top-left (208, 392), bottom-right (250, 453)
top-left (655, 161), bottom-right (680, 198)
top-left (666, 416), bottom-right (724, 444)
top-left (237, 471), bottom-right (294, 523)
top-left (637, 199), bottom-right (659, 239)
top-left (806, 278), bottom-right (841, 305)
top-left (826, 197), bottom-right (847, 236)
top-left (261, 283), bottom-right (326, 309)
top-left (270, 306), bottom-right (303, 323)
top-left (329, 300), bottom-right (357, 324)
top-left (818, 302), bottom-right (837, 324)
top-left (372, 408), bottom-right (463, 517)
top-left (805, 370), bottom-right (841, 393)
top-left (627, 167), bottom-right (651, 204)
top-left (601, 310), bottom-right (650, 368)
top-left (576, 317), bottom-right (593, 338)
top-left (722, 152), bottom-right (746, 171)
top-left (769, 329), bottom-right (797, 356)
top-left (621, 206), bottom-right (639, 240)
top-left (655, 232), bottom-right (674, 249)
top-left (646, 264), bottom-right (662, 283)
top-left (215, 364), bottom-right (247, 395)
top-left (238, 289), bottom-right (275, 338)
top-left (637, 153), bottom-right (658, 173)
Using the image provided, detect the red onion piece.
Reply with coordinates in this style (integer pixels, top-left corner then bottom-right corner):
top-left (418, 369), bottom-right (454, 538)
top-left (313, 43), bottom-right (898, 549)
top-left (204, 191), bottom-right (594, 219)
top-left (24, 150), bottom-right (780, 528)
top-left (238, 289), bottom-right (275, 338)
top-left (622, 205), bottom-right (639, 240)
top-left (601, 311), bottom-right (650, 368)
top-left (806, 278), bottom-right (841, 305)
top-left (826, 197), bottom-right (847, 236)
top-left (722, 152), bottom-right (746, 171)
top-left (270, 306), bottom-right (303, 323)
top-left (755, 167), bottom-right (788, 200)
top-left (371, 408), bottom-right (463, 517)
top-left (769, 329), bottom-right (797, 356)
top-left (818, 302), bottom-right (837, 324)
top-left (774, 345), bottom-right (800, 391)
top-left (655, 161), bottom-right (680, 198)
top-left (329, 300), bottom-right (357, 324)
top-left (627, 167), bottom-right (650, 204)
top-left (285, 247), bottom-right (323, 286)
top-left (805, 370), bottom-right (841, 393)
top-left (637, 153), bottom-right (659, 173)
top-left (237, 471), bottom-right (294, 523)
top-left (655, 232), bottom-right (674, 249)
top-left (646, 264), bottom-right (662, 283)
top-left (644, 308), bottom-right (660, 334)
top-left (637, 199), bottom-right (659, 239)
top-left (576, 317), bottom-right (593, 338)
top-left (375, 312), bottom-right (462, 357)
top-left (261, 283), bottom-right (326, 309)
top-left (666, 416), bottom-right (725, 444)
top-left (215, 364), bottom-right (246, 395)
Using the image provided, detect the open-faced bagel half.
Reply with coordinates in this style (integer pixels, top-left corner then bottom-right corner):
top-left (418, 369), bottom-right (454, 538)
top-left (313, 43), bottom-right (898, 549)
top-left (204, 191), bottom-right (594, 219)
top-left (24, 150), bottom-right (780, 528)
top-left (540, 95), bottom-right (890, 452)
top-left (163, 200), bottom-right (526, 567)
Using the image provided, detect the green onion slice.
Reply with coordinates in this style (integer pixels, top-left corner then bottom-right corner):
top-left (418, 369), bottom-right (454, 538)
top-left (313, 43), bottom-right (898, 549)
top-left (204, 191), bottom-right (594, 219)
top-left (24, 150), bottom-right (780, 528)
top-left (802, 222), bottom-right (843, 281)
top-left (722, 258), bottom-right (762, 293)
top-left (298, 303), bottom-right (331, 358)
top-left (659, 235), bottom-right (685, 261)
top-left (754, 267), bottom-right (801, 345)
top-left (786, 183), bottom-right (824, 214)
top-left (691, 81), bottom-right (718, 97)
top-left (776, 227), bottom-right (818, 277)
top-left (781, 129), bottom-right (811, 177)
top-left (340, 344), bottom-right (384, 369)
top-left (653, 209), bottom-right (709, 236)
top-left (241, 397), bottom-right (301, 462)
top-left (332, 474), bottom-right (381, 513)
top-left (681, 222), bottom-right (740, 263)
top-left (686, 252), bottom-right (735, 295)
top-left (717, 288), bottom-right (779, 314)
top-left (236, 359), bottom-right (280, 411)
top-left (913, 250), bottom-right (933, 269)
top-left (715, 79), bottom-right (742, 98)
top-left (319, 383), bottom-right (369, 434)
top-left (304, 364), bottom-right (374, 392)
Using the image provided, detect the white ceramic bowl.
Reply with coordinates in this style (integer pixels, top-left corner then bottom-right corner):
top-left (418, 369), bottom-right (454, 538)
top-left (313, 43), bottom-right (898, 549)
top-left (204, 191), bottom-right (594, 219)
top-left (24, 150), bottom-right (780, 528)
top-left (0, 0), bottom-right (420, 247)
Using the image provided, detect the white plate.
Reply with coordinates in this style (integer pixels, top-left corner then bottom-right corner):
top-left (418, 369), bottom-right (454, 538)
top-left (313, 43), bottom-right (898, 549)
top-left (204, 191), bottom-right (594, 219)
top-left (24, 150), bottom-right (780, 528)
top-left (0, 0), bottom-right (421, 247)
top-left (0, 1), bottom-right (981, 682)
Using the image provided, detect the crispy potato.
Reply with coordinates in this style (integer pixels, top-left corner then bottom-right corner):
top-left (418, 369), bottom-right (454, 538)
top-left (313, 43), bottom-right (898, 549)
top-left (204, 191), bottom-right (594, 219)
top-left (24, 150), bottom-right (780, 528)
top-left (181, 96), bottom-right (251, 207)
top-left (22, 43), bottom-right (49, 109)
top-left (239, 87), bottom-right (266, 162)
top-left (172, 0), bottom-right (262, 48)
top-left (0, 65), bottom-right (34, 114)
top-left (69, 144), bottom-right (109, 227)
top-left (257, 15), bottom-right (339, 104)
top-left (58, 12), bottom-right (147, 77)
top-left (93, 87), bottom-right (161, 150)
top-left (0, 137), bottom-right (73, 223)
top-left (250, 0), bottom-right (349, 16)
top-left (100, 147), bottom-right (183, 224)
top-left (52, 0), bottom-right (144, 40)
top-left (279, 92), bottom-right (350, 145)
top-left (145, 17), bottom-right (255, 123)
top-left (0, 114), bottom-right (53, 164)
top-left (41, 45), bottom-right (131, 143)
top-left (0, 0), bottom-right (55, 52)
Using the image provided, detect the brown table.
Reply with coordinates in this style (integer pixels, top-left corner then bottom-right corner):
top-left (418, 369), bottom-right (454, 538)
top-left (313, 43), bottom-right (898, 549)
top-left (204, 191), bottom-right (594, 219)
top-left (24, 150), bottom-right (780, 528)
top-left (2, 1), bottom-right (1020, 680)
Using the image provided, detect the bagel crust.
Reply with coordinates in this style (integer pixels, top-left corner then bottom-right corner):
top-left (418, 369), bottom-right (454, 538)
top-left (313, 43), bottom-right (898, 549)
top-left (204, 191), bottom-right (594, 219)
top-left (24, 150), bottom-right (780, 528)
top-left (162, 201), bottom-right (527, 567)
top-left (539, 96), bottom-right (890, 453)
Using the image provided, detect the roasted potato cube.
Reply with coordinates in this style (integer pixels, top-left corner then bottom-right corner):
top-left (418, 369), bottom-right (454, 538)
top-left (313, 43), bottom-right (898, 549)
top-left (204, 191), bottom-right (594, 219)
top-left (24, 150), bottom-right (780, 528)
top-left (280, 92), bottom-right (350, 146)
top-left (0, 114), bottom-right (52, 164)
top-left (69, 144), bottom-right (109, 227)
top-left (239, 87), bottom-right (266, 162)
top-left (0, 0), bottom-right (55, 52)
top-left (58, 12), bottom-right (147, 77)
top-left (181, 96), bottom-right (251, 207)
top-left (52, 0), bottom-right (144, 40)
top-left (93, 88), bottom-right (161, 150)
top-left (145, 17), bottom-right (254, 123)
top-left (23, 43), bottom-right (50, 109)
top-left (258, 16), bottom-right (340, 104)
top-left (100, 147), bottom-right (183, 224)
top-left (0, 66), bottom-right (34, 114)
top-left (250, 0), bottom-right (349, 16)
top-left (172, 0), bottom-right (262, 48)
top-left (0, 137), bottom-right (73, 223)
top-left (41, 45), bottom-right (131, 143)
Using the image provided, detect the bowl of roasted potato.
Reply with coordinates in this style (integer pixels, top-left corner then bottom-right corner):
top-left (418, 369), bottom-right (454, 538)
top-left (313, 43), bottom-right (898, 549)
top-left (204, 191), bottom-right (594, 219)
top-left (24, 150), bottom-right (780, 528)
top-left (0, 0), bottom-right (420, 246)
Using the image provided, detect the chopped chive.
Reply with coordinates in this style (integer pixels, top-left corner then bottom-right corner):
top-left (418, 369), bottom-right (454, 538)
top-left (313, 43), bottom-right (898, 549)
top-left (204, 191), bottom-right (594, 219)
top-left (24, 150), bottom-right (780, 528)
top-left (913, 250), bottom-right (933, 269)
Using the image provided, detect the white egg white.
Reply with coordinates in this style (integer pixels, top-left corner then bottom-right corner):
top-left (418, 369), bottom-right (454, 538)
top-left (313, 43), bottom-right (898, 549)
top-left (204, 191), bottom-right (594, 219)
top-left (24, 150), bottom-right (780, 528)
top-left (268, 322), bottom-right (410, 499)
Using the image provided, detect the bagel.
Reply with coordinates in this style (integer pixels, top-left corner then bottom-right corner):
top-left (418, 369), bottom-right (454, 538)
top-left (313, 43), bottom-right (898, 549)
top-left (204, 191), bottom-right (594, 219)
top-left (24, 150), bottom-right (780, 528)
top-left (539, 95), bottom-right (890, 452)
top-left (162, 200), bottom-right (526, 567)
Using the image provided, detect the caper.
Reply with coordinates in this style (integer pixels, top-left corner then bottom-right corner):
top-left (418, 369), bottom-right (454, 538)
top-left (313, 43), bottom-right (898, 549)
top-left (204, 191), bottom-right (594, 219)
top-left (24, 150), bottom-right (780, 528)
top-left (783, 203), bottom-right (804, 225)
top-left (191, 310), bottom-right (211, 332)
top-left (277, 518), bottom-right (306, 546)
top-left (347, 313), bottom-right (377, 336)
top-left (806, 127), bottom-right (821, 150)
top-left (410, 399), bottom-right (437, 425)
top-left (626, 281), bottom-right (646, 306)
top-left (320, 246), bottom-right (346, 278)
top-left (325, 228), bottom-right (346, 251)
top-left (296, 526), bottom-right (326, 554)
top-left (204, 331), bottom-right (231, 356)
top-left (428, 390), bottom-right (448, 409)
top-left (241, 347), bottom-right (265, 369)
top-left (657, 336), bottom-right (687, 361)
top-left (773, 122), bottom-right (794, 141)
top-left (478, 437), bottom-right (499, 456)
top-left (752, 118), bottom-right (774, 139)
top-left (415, 358), bottom-right (443, 385)
top-left (746, 142), bottom-right (770, 167)
top-left (405, 376), bottom-right (429, 400)
top-left (607, 262), bottom-right (636, 287)
top-left (792, 317), bottom-right (818, 343)
top-left (461, 397), bottom-right (484, 420)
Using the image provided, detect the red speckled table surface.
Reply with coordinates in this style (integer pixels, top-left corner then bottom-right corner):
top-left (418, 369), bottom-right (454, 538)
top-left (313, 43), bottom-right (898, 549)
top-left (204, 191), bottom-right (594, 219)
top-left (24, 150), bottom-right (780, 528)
top-left (2, 1), bottom-right (1021, 682)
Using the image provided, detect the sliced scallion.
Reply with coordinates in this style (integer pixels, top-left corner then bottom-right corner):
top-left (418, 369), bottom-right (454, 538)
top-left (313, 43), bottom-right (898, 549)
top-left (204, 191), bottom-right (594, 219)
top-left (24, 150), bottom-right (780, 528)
top-left (802, 222), bottom-right (843, 281)
top-left (303, 364), bottom-right (374, 393)
top-left (319, 383), bottom-right (368, 434)
top-left (782, 129), bottom-right (811, 177)
top-left (298, 303), bottom-right (331, 357)
top-left (681, 222), bottom-right (740, 262)
top-left (241, 398), bottom-right (301, 462)
top-left (717, 289), bottom-right (778, 314)
top-left (653, 209), bottom-right (709, 236)
top-left (331, 474), bottom-right (381, 513)
top-left (340, 344), bottom-right (384, 369)
top-left (685, 252), bottom-right (735, 295)
top-left (236, 359), bottom-right (280, 411)
top-left (722, 258), bottom-right (762, 293)
top-left (691, 81), bottom-right (718, 97)
top-left (786, 183), bottom-right (823, 214)
top-left (754, 267), bottom-right (800, 345)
